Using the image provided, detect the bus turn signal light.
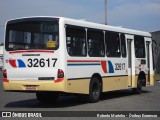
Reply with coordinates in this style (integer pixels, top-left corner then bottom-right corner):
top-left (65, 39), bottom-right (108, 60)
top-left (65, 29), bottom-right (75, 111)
top-left (57, 69), bottom-right (64, 78)
top-left (3, 69), bottom-right (9, 82)
top-left (55, 69), bottom-right (64, 83)
top-left (3, 69), bottom-right (7, 78)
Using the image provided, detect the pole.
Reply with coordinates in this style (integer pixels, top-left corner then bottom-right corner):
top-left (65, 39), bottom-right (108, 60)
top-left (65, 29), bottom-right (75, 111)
top-left (104, 0), bottom-right (107, 25)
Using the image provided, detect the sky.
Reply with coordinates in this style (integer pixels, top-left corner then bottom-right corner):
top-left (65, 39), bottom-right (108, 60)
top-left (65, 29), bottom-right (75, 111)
top-left (0, 0), bottom-right (160, 43)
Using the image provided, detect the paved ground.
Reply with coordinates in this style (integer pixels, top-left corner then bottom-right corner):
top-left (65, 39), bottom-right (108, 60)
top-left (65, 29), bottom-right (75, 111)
top-left (0, 70), bottom-right (160, 119)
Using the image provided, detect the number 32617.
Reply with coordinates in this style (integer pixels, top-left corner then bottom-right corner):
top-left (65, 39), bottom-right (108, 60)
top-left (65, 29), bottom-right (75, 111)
top-left (27, 58), bottom-right (57, 67)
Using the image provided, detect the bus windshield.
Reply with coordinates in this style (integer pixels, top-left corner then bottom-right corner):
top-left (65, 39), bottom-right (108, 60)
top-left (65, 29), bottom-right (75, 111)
top-left (5, 20), bottom-right (59, 51)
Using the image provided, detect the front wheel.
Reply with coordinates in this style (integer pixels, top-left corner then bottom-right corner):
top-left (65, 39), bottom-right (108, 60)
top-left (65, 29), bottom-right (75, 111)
top-left (36, 92), bottom-right (59, 103)
top-left (133, 80), bottom-right (142, 94)
top-left (88, 77), bottom-right (101, 103)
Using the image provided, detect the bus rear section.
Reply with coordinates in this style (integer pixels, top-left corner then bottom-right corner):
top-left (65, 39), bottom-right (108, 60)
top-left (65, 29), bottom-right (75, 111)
top-left (3, 17), bottom-right (66, 102)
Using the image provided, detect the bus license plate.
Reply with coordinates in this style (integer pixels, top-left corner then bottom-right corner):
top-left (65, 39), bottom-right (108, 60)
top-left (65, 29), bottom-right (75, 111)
top-left (25, 85), bottom-right (37, 90)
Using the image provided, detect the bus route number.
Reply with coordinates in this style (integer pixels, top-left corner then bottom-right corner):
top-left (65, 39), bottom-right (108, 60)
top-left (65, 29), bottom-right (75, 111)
top-left (27, 58), bottom-right (57, 67)
top-left (115, 63), bottom-right (125, 70)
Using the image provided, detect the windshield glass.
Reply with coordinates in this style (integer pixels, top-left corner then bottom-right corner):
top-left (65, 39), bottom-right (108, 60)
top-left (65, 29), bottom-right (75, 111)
top-left (5, 20), bottom-right (59, 51)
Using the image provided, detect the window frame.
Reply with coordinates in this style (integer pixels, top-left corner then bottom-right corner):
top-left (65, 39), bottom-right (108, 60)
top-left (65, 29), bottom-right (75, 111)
top-left (65, 25), bottom-right (87, 57)
top-left (134, 35), bottom-right (146, 58)
top-left (120, 33), bottom-right (127, 58)
top-left (5, 21), bottom-right (59, 51)
top-left (105, 31), bottom-right (121, 58)
top-left (87, 28), bottom-right (105, 57)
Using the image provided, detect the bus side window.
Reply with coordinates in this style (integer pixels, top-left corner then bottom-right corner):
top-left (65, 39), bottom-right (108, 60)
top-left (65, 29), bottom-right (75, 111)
top-left (134, 36), bottom-right (145, 58)
top-left (105, 31), bottom-right (121, 57)
top-left (120, 33), bottom-right (127, 57)
top-left (66, 37), bottom-right (72, 55)
top-left (87, 29), bottom-right (105, 57)
top-left (66, 26), bottom-right (87, 57)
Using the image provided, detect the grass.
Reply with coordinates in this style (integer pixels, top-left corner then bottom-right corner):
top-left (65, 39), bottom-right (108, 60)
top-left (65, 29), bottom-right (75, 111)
top-left (154, 74), bottom-right (160, 81)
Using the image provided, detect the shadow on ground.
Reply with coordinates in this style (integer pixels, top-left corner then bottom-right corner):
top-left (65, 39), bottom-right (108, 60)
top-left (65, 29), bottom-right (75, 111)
top-left (5, 90), bottom-right (150, 108)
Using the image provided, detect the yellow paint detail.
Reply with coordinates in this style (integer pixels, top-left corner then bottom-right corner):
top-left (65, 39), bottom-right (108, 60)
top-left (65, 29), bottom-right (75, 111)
top-left (3, 75), bottom-right (154, 94)
top-left (102, 76), bottom-right (128, 92)
top-left (149, 74), bottom-right (155, 86)
top-left (131, 74), bottom-right (154, 88)
top-left (3, 78), bottom-right (67, 92)
top-left (131, 76), bottom-right (137, 88)
top-left (67, 79), bottom-right (90, 94)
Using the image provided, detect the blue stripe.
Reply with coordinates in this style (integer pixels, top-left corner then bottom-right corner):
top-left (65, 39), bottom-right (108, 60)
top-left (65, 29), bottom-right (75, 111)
top-left (67, 64), bottom-right (101, 66)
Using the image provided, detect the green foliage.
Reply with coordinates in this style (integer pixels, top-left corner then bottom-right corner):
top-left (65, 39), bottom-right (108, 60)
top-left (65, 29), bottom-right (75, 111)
top-left (154, 74), bottom-right (160, 80)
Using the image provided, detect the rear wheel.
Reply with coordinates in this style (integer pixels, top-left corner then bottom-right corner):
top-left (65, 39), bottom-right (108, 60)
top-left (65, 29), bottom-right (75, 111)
top-left (88, 77), bottom-right (101, 103)
top-left (36, 92), bottom-right (59, 103)
top-left (133, 79), bottom-right (142, 94)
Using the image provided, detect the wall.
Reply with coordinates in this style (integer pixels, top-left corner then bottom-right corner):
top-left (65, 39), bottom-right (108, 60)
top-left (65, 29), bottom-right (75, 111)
top-left (151, 31), bottom-right (160, 74)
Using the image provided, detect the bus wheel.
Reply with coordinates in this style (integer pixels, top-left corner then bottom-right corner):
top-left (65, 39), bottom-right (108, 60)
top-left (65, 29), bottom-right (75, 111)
top-left (36, 92), bottom-right (59, 103)
top-left (88, 77), bottom-right (101, 103)
top-left (133, 80), bottom-right (142, 94)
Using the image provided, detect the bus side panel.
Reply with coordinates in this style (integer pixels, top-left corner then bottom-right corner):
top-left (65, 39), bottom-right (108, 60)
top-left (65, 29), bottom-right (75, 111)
top-left (3, 79), bottom-right (67, 92)
top-left (102, 76), bottom-right (128, 92)
top-left (65, 59), bottom-right (105, 94)
top-left (67, 79), bottom-right (90, 94)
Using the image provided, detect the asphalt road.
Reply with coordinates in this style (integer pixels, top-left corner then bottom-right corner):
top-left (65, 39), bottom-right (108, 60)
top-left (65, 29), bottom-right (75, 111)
top-left (0, 70), bottom-right (160, 118)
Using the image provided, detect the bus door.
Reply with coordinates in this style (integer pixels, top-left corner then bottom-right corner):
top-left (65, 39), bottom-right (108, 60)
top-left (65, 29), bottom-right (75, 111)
top-left (146, 41), bottom-right (151, 85)
top-left (127, 39), bottom-right (133, 87)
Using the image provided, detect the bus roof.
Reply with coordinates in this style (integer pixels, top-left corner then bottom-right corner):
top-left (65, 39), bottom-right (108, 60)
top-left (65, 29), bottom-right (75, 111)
top-left (61, 17), bottom-right (151, 37)
top-left (6, 16), bottom-right (151, 37)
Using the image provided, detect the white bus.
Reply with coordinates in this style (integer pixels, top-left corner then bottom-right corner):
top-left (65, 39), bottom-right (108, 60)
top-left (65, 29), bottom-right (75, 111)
top-left (3, 17), bottom-right (154, 103)
top-left (0, 45), bottom-right (3, 69)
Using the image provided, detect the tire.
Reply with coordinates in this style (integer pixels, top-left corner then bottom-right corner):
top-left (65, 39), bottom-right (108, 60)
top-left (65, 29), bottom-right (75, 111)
top-left (133, 80), bottom-right (142, 94)
top-left (88, 77), bottom-right (101, 103)
top-left (36, 92), bottom-right (59, 103)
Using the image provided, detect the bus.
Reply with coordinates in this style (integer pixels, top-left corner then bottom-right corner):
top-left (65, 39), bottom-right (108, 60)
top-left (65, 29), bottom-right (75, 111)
top-left (0, 45), bottom-right (3, 69)
top-left (3, 16), bottom-right (154, 103)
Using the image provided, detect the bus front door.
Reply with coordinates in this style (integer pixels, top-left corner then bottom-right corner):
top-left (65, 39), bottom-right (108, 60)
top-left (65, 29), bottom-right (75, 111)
top-left (146, 41), bottom-right (151, 85)
top-left (127, 39), bottom-right (132, 87)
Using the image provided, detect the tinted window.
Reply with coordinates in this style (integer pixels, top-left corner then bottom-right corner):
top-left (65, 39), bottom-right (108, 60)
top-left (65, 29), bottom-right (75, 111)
top-left (6, 21), bottom-right (59, 51)
top-left (120, 34), bottom-right (127, 57)
top-left (66, 26), bottom-right (87, 56)
top-left (87, 29), bottom-right (105, 57)
top-left (134, 36), bottom-right (145, 58)
top-left (105, 31), bottom-right (121, 57)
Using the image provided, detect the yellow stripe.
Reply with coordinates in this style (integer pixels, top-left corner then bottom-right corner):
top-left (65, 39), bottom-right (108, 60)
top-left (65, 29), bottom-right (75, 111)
top-left (3, 78), bottom-right (67, 92)
top-left (3, 75), bottom-right (154, 94)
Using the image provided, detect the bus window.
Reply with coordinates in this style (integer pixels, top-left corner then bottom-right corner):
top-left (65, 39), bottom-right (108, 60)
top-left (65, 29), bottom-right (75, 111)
top-left (66, 26), bottom-right (87, 56)
top-left (120, 33), bottom-right (127, 57)
top-left (87, 29), bottom-right (105, 57)
top-left (105, 31), bottom-right (121, 57)
top-left (6, 21), bottom-right (59, 51)
top-left (134, 36), bottom-right (145, 58)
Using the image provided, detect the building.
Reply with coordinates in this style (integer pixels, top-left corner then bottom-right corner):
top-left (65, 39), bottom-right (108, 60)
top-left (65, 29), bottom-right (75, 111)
top-left (151, 30), bottom-right (160, 74)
